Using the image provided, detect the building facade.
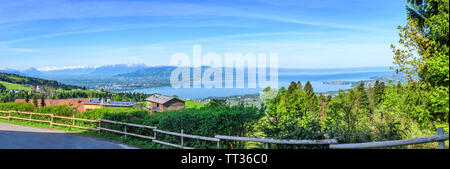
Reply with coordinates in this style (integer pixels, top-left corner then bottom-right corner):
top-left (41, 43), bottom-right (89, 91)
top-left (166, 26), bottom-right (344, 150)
top-left (146, 94), bottom-right (185, 113)
top-left (15, 98), bottom-right (90, 112)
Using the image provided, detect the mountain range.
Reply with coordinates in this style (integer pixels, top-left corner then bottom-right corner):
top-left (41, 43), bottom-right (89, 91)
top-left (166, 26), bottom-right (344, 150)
top-left (1, 64), bottom-right (395, 80)
top-left (0, 63), bottom-right (166, 80)
top-left (1, 64), bottom-right (397, 91)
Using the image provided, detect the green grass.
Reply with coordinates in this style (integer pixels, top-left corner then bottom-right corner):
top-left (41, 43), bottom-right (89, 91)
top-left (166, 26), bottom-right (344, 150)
top-left (7, 75), bottom-right (27, 81)
top-left (0, 80), bottom-right (30, 91)
top-left (184, 100), bottom-right (206, 109)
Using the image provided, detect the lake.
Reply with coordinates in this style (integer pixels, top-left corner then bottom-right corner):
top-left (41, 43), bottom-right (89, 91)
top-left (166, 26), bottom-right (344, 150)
top-left (129, 67), bottom-right (395, 99)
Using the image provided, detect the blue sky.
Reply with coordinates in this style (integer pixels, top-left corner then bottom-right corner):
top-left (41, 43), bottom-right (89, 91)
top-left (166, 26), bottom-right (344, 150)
top-left (0, 0), bottom-right (408, 70)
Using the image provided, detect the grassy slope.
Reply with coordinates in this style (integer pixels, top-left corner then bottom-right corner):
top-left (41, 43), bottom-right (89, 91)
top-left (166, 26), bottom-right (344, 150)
top-left (184, 100), bottom-right (206, 109)
top-left (0, 80), bottom-right (30, 91)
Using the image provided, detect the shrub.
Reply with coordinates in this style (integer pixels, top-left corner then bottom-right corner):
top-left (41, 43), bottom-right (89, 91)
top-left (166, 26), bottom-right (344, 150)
top-left (103, 105), bottom-right (265, 148)
top-left (0, 102), bottom-right (35, 112)
top-left (36, 105), bottom-right (78, 117)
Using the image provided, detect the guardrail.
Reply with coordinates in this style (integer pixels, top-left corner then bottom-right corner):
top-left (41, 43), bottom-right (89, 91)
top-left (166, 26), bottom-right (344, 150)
top-left (215, 135), bottom-right (337, 149)
top-left (98, 119), bottom-right (220, 149)
top-left (0, 110), bottom-right (98, 130)
top-left (1, 110), bottom-right (448, 149)
top-left (215, 128), bottom-right (448, 149)
top-left (329, 127), bottom-right (449, 149)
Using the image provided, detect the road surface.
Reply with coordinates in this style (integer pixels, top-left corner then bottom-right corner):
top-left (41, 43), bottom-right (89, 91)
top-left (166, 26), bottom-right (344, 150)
top-left (0, 122), bottom-right (137, 149)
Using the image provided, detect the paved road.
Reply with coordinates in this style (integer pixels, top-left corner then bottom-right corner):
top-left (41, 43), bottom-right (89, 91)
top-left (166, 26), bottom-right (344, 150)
top-left (0, 122), bottom-right (137, 149)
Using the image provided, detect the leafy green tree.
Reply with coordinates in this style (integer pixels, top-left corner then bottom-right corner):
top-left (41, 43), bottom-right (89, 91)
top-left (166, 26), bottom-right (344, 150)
top-left (391, 0), bottom-right (449, 124)
top-left (114, 95), bottom-right (123, 101)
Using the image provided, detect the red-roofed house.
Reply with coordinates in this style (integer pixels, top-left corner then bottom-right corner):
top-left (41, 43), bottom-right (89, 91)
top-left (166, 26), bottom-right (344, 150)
top-left (15, 99), bottom-right (90, 112)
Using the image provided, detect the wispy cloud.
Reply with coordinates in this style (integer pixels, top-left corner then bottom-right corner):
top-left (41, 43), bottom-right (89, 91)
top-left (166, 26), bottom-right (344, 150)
top-left (0, 0), bottom-right (389, 32)
top-left (0, 0), bottom-right (404, 69)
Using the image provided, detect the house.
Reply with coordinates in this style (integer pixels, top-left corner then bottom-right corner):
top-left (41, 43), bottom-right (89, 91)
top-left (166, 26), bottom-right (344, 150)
top-left (83, 99), bottom-right (142, 111)
top-left (15, 98), bottom-right (90, 112)
top-left (146, 94), bottom-right (185, 113)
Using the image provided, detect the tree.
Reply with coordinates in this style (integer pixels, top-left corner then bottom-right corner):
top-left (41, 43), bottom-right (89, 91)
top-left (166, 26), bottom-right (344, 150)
top-left (303, 81), bottom-right (314, 98)
top-left (391, 0), bottom-right (449, 124)
top-left (296, 81), bottom-right (303, 89)
top-left (0, 84), bottom-right (6, 91)
top-left (40, 95), bottom-right (46, 107)
top-left (114, 95), bottom-right (123, 101)
top-left (207, 99), bottom-right (227, 107)
top-left (24, 91), bottom-right (29, 103)
top-left (32, 95), bottom-right (38, 107)
top-left (373, 80), bottom-right (386, 104)
top-left (355, 81), bottom-right (370, 113)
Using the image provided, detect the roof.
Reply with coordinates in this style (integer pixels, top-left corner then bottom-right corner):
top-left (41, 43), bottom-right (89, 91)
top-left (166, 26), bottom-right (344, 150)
top-left (84, 101), bottom-right (141, 107)
top-left (15, 99), bottom-right (90, 112)
top-left (146, 94), bottom-right (184, 104)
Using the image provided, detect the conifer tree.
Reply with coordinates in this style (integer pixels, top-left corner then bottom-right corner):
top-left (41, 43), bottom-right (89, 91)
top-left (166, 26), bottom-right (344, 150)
top-left (32, 95), bottom-right (38, 107)
top-left (40, 95), bottom-right (46, 107)
top-left (24, 91), bottom-right (30, 103)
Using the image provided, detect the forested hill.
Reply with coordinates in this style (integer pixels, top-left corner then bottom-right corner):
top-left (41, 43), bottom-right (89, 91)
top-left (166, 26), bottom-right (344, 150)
top-left (0, 72), bottom-right (81, 90)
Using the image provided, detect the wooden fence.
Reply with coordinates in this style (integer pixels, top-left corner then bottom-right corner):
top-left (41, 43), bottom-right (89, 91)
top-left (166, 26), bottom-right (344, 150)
top-left (329, 127), bottom-right (448, 149)
top-left (1, 110), bottom-right (448, 149)
top-left (215, 135), bottom-right (337, 149)
top-left (98, 119), bottom-right (220, 149)
top-left (0, 110), bottom-right (99, 130)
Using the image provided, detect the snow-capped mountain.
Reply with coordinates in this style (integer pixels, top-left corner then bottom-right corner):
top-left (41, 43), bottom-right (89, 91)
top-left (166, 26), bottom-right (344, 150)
top-left (86, 63), bottom-right (148, 77)
top-left (1, 63), bottom-right (150, 79)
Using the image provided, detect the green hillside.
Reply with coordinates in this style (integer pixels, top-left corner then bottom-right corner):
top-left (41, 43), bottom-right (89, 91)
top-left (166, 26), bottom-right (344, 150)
top-left (185, 100), bottom-right (206, 109)
top-left (0, 72), bottom-right (81, 90)
top-left (0, 81), bottom-right (30, 91)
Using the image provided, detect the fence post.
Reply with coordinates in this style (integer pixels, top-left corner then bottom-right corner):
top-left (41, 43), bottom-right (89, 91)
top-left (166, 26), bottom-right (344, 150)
top-left (72, 115), bottom-right (75, 127)
top-left (7, 111), bottom-right (11, 122)
top-left (265, 137), bottom-right (270, 149)
top-left (154, 129), bottom-right (157, 140)
top-left (98, 120), bottom-right (101, 133)
top-left (50, 115), bottom-right (53, 128)
top-left (181, 129), bottom-right (184, 149)
top-left (217, 139), bottom-right (220, 149)
top-left (29, 113), bottom-right (32, 120)
top-left (437, 127), bottom-right (445, 149)
top-left (124, 125), bottom-right (127, 138)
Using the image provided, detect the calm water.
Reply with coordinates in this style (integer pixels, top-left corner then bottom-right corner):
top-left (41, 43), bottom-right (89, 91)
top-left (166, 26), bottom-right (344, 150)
top-left (129, 67), bottom-right (395, 99)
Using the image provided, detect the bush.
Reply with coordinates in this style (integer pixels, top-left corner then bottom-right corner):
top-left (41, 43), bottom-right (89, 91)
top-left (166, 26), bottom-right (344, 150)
top-left (37, 105), bottom-right (78, 117)
top-left (103, 105), bottom-right (265, 149)
top-left (77, 108), bottom-right (145, 120)
top-left (0, 102), bottom-right (35, 112)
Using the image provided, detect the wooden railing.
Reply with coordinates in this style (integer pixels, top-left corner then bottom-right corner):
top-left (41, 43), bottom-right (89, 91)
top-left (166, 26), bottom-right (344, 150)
top-left (1, 110), bottom-right (448, 149)
top-left (0, 110), bottom-right (98, 131)
top-left (329, 127), bottom-right (448, 149)
top-left (216, 135), bottom-right (337, 149)
top-left (98, 119), bottom-right (220, 149)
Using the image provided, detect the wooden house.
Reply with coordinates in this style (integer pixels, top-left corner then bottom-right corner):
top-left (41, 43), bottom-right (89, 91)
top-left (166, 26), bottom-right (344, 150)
top-left (145, 94), bottom-right (185, 113)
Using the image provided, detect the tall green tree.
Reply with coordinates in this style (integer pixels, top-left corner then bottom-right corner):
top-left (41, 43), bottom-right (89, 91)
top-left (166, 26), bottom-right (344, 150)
top-left (32, 95), bottom-right (38, 107)
top-left (40, 95), bottom-right (46, 107)
top-left (391, 0), bottom-right (449, 124)
top-left (24, 91), bottom-right (29, 103)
